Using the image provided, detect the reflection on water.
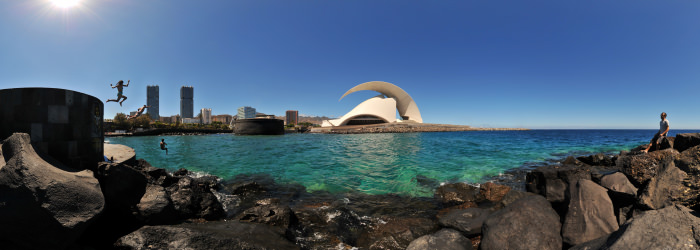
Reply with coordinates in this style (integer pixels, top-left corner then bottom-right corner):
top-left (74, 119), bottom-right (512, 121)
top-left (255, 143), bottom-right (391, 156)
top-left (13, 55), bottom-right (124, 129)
top-left (107, 130), bottom-right (699, 197)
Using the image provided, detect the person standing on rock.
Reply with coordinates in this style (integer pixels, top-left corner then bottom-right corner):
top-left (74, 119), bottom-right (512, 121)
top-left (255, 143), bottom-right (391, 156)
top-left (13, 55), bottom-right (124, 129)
top-left (106, 80), bottom-right (130, 106)
top-left (160, 139), bottom-right (168, 155)
top-left (642, 112), bottom-right (669, 153)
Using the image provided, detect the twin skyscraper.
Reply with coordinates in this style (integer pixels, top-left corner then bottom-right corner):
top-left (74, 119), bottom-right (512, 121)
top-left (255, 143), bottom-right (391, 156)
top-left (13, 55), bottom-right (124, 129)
top-left (146, 85), bottom-right (194, 120)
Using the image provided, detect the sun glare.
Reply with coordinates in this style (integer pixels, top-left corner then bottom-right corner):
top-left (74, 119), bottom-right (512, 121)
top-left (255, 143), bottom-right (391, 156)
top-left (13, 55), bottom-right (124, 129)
top-left (51, 0), bottom-right (81, 8)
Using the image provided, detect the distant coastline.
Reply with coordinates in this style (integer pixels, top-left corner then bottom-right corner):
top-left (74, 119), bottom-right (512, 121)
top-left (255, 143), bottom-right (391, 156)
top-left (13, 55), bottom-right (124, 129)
top-left (311, 122), bottom-right (529, 134)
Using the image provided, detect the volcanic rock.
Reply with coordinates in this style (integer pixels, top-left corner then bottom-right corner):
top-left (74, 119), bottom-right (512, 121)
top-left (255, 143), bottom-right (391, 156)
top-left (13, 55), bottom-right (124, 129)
top-left (114, 221), bottom-right (299, 250)
top-left (561, 179), bottom-right (619, 246)
top-left (136, 184), bottom-right (177, 225)
top-left (587, 205), bottom-right (700, 249)
top-left (577, 153), bottom-right (616, 167)
top-left (167, 176), bottom-right (226, 220)
top-left (238, 203), bottom-right (298, 228)
top-left (94, 162), bottom-right (148, 211)
top-left (438, 208), bottom-right (491, 237)
top-left (600, 172), bottom-right (637, 196)
top-left (478, 182), bottom-right (511, 203)
top-left (638, 158), bottom-right (689, 210)
top-left (357, 217), bottom-right (438, 250)
top-left (674, 133), bottom-right (700, 152)
top-left (435, 183), bottom-right (480, 206)
top-left (481, 195), bottom-right (562, 250)
top-left (0, 133), bottom-right (105, 250)
top-left (616, 148), bottom-right (679, 186)
top-left (406, 228), bottom-right (473, 250)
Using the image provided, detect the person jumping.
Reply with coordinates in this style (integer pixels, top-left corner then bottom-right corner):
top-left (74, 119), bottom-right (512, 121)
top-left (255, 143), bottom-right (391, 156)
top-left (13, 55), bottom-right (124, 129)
top-left (127, 105), bottom-right (150, 120)
top-left (106, 80), bottom-right (130, 106)
top-left (160, 139), bottom-right (168, 155)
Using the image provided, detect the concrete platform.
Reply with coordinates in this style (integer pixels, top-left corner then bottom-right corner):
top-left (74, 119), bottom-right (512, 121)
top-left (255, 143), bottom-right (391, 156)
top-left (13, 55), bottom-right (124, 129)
top-left (104, 143), bottom-right (135, 164)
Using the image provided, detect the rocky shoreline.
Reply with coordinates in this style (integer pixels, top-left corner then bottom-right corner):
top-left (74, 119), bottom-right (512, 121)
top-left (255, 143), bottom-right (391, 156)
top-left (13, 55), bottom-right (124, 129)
top-left (2, 132), bottom-right (700, 249)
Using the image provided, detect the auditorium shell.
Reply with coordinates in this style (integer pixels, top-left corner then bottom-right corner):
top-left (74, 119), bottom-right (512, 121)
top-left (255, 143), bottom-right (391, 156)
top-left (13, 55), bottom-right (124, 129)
top-left (322, 81), bottom-right (423, 127)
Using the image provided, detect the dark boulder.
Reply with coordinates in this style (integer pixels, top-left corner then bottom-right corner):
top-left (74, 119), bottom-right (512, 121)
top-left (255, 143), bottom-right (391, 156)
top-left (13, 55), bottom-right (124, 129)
top-left (594, 205), bottom-right (700, 249)
top-left (238, 202), bottom-right (298, 228)
top-left (435, 183), bottom-right (480, 206)
top-left (561, 179), bottom-right (619, 246)
top-left (498, 189), bottom-right (535, 209)
top-left (136, 184), bottom-right (177, 225)
top-left (406, 229), bottom-right (473, 250)
top-left (674, 145), bottom-right (700, 209)
top-left (616, 148), bottom-right (679, 186)
top-left (167, 176), bottom-right (226, 220)
top-left (481, 195), bottom-right (562, 250)
top-left (95, 162), bottom-right (148, 210)
top-left (477, 182), bottom-right (511, 203)
top-left (600, 172), bottom-right (637, 197)
top-left (356, 217), bottom-right (439, 250)
top-left (438, 207), bottom-right (491, 237)
top-left (526, 163), bottom-right (591, 203)
top-left (638, 158), bottom-right (689, 210)
top-left (577, 153), bottom-right (616, 167)
top-left (132, 159), bottom-right (175, 186)
top-left (0, 133), bottom-right (105, 250)
top-left (674, 133), bottom-right (700, 152)
top-left (114, 221), bottom-right (299, 250)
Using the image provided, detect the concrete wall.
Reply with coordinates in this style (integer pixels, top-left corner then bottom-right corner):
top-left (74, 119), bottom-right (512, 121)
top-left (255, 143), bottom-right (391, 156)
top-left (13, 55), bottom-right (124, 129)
top-left (0, 88), bottom-right (104, 170)
top-left (234, 119), bottom-right (284, 135)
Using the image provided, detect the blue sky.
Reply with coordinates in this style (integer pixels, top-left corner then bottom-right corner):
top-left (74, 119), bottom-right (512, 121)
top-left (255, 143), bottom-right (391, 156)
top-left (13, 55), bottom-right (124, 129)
top-left (1, 0), bottom-right (698, 129)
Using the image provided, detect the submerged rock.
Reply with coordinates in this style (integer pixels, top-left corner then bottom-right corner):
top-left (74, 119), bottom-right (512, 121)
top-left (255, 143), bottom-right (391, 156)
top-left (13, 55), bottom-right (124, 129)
top-left (435, 183), bottom-right (480, 206)
top-left (0, 133), bottom-right (105, 250)
top-left (481, 195), bottom-right (562, 250)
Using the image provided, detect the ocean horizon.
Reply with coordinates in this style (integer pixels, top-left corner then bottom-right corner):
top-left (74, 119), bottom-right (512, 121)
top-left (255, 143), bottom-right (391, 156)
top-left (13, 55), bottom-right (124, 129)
top-left (107, 129), bottom-right (699, 197)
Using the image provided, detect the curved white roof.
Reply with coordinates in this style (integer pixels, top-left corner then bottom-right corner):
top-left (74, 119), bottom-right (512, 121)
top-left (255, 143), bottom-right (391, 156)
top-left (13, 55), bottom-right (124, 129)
top-left (340, 81), bottom-right (423, 123)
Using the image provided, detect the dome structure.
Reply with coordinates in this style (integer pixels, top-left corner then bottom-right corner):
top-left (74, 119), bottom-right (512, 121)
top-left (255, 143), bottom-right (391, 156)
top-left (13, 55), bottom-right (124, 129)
top-left (322, 81), bottom-right (423, 127)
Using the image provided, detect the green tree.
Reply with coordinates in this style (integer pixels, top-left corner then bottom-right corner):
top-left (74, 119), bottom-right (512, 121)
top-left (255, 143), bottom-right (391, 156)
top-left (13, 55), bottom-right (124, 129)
top-left (133, 115), bottom-right (151, 129)
top-left (114, 113), bottom-right (129, 130)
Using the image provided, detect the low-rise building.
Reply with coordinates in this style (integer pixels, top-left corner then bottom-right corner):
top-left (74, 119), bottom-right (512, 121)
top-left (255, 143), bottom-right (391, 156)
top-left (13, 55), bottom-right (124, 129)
top-left (212, 114), bottom-right (233, 124)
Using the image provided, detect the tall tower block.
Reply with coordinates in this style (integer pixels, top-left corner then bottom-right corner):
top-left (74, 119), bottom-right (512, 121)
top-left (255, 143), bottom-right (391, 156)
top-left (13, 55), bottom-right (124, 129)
top-left (180, 86), bottom-right (194, 118)
top-left (147, 85), bottom-right (159, 120)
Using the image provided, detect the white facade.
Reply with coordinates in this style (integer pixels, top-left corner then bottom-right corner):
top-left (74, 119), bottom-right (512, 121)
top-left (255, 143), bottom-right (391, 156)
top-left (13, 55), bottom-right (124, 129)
top-left (201, 108), bottom-right (212, 124)
top-left (182, 118), bottom-right (200, 124)
top-left (237, 106), bottom-right (256, 119)
top-left (322, 81), bottom-right (423, 127)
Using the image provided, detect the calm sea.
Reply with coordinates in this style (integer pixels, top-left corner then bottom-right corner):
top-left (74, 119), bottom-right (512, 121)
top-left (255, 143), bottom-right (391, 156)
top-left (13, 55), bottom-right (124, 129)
top-left (107, 129), bottom-right (699, 197)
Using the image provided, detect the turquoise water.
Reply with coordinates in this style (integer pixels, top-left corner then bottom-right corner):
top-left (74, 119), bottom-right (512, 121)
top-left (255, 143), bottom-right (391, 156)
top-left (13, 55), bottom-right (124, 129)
top-left (107, 130), bottom-right (698, 197)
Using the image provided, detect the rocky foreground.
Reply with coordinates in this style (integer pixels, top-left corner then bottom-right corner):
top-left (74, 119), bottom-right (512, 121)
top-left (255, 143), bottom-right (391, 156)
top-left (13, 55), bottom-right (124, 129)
top-left (2, 132), bottom-right (700, 249)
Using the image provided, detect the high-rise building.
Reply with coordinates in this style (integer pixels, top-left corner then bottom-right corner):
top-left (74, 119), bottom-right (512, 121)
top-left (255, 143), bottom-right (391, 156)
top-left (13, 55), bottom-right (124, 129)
top-left (237, 106), bottom-right (256, 119)
top-left (147, 85), bottom-right (159, 120)
top-left (286, 110), bottom-right (299, 125)
top-left (180, 86), bottom-right (194, 118)
top-left (201, 108), bottom-right (212, 124)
